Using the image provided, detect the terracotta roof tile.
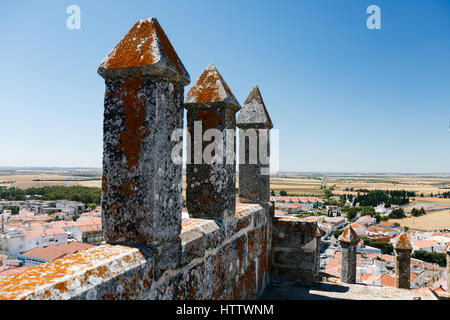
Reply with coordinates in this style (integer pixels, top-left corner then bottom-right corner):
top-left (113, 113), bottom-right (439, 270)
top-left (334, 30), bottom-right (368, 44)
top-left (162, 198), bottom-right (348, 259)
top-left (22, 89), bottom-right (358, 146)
top-left (21, 242), bottom-right (95, 261)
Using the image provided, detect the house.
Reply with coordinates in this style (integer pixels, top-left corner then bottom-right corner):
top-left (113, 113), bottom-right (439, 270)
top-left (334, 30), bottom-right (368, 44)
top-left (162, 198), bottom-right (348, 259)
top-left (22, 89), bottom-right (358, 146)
top-left (412, 240), bottom-right (444, 253)
top-left (350, 222), bottom-right (365, 236)
top-left (2, 223), bottom-right (67, 258)
top-left (326, 205), bottom-right (340, 217)
top-left (17, 242), bottom-right (95, 266)
top-left (355, 215), bottom-right (376, 227)
top-left (379, 221), bottom-right (396, 229)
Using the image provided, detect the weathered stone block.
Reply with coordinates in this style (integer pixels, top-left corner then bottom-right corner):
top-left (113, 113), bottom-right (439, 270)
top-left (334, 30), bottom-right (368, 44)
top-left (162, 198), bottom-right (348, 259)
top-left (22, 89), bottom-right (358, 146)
top-left (237, 85), bottom-right (273, 204)
top-left (184, 64), bottom-right (240, 221)
top-left (99, 18), bottom-right (190, 247)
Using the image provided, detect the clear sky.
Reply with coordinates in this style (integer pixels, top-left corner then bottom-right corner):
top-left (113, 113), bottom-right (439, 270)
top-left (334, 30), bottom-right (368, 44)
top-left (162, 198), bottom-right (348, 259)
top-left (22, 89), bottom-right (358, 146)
top-left (1, 0), bottom-right (449, 172)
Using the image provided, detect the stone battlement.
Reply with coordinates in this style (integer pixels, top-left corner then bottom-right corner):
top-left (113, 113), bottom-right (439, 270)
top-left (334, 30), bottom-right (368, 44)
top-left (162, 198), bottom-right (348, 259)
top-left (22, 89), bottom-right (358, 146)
top-left (0, 203), bottom-right (321, 300)
top-left (0, 17), bottom-right (446, 301)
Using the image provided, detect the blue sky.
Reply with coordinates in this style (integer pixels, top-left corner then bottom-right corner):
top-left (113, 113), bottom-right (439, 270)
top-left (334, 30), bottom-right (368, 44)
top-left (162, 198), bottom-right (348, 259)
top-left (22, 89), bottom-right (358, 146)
top-left (1, 0), bottom-right (449, 172)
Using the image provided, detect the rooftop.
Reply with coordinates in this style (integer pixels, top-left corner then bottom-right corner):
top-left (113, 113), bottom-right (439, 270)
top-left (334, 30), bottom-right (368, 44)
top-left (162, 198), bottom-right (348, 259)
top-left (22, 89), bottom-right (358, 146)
top-left (20, 242), bottom-right (95, 261)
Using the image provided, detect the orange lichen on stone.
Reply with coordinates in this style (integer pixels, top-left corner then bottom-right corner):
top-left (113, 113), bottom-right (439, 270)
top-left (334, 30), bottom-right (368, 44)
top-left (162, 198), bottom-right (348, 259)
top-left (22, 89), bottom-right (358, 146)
top-left (120, 178), bottom-right (135, 196)
top-left (102, 175), bottom-right (108, 193)
top-left (110, 77), bottom-right (150, 172)
top-left (186, 64), bottom-right (238, 105)
top-left (196, 109), bottom-right (221, 130)
top-left (0, 245), bottom-right (145, 300)
top-left (181, 218), bottom-right (212, 231)
top-left (338, 225), bottom-right (359, 244)
top-left (105, 20), bottom-right (156, 70)
top-left (152, 19), bottom-right (184, 77)
top-left (103, 18), bottom-right (184, 77)
top-left (394, 232), bottom-right (412, 250)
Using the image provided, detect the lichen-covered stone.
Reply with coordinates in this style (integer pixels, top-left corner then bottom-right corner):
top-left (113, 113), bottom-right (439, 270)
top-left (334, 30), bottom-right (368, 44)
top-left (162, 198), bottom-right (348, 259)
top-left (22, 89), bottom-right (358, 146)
top-left (0, 245), bottom-right (148, 300)
top-left (339, 225), bottom-right (359, 284)
top-left (271, 218), bottom-right (320, 286)
top-left (237, 86), bottom-right (272, 204)
top-left (184, 64), bottom-right (240, 220)
top-left (98, 18), bottom-right (190, 85)
top-left (394, 233), bottom-right (412, 289)
top-left (237, 85), bottom-right (273, 130)
top-left (340, 241), bottom-right (357, 284)
top-left (99, 19), bottom-right (189, 247)
top-left (338, 225), bottom-right (359, 244)
top-left (446, 242), bottom-right (450, 295)
top-left (394, 232), bottom-right (412, 251)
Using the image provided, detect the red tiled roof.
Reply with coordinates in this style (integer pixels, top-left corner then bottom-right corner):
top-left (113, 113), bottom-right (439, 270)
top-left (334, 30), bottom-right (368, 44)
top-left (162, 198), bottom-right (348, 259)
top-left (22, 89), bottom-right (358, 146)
top-left (21, 242), bottom-right (95, 261)
top-left (413, 240), bottom-right (438, 248)
top-left (378, 274), bottom-right (395, 287)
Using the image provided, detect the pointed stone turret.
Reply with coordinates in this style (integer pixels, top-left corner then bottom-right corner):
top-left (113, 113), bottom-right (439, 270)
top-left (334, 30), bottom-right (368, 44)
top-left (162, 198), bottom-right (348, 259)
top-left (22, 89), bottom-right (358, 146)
top-left (184, 64), bottom-right (240, 221)
top-left (237, 85), bottom-right (273, 129)
top-left (338, 225), bottom-right (359, 244)
top-left (393, 232), bottom-right (412, 250)
top-left (98, 18), bottom-right (190, 85)
top-left (99, 18), bottom-right (189, 251)
top-left (446, 242), bottom-right (450, 295)
top-left (185, 63), bottom-right (240, 108)
top-left (237, 85), bottom-right (273, 203)
top-left (394, 232), bottom-right (412, 289)
top-left (338, 226), bottom-right (359, 284)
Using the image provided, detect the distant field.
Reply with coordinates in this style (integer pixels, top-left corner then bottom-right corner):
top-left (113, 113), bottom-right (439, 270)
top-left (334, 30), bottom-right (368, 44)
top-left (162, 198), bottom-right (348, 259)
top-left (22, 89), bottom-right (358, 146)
top-left (269, 177), bottom-right (324, 195)
top-left (0, 170), bottom-right (102, 189)
top-left (3, 171), bottom-right (450, 201)
top-left (325, 175), bottom-right (450, 196)
top-left (388, 209), bottom-right (450, 232)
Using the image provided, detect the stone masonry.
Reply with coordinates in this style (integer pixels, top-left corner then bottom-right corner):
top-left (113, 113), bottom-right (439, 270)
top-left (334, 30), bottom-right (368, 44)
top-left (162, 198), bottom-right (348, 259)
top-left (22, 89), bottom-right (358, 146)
top-left (237, 85), bottom-right (273, 204)
top-left (394, 232), bottom-right (412, 289)
top-left (98, 18), bottom-right (189, 248)
top-left (271, 217), bottom-right (321, 286)
top-left (0, 17), bottom-right (322, 301)
top-left (338, 225), bottom-right (359, 284)
top-left (447, 242), bottom-right (450, 296)
top-left (184, 64), bottom-right (241, 221)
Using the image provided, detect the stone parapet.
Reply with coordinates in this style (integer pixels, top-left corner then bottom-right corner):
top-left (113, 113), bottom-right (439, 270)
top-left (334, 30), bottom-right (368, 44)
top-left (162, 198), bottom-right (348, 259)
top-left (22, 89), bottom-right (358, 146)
top-left (0, 203), bottom-right (273, 300)
top-left (271, 217), bottom-right (321, 286)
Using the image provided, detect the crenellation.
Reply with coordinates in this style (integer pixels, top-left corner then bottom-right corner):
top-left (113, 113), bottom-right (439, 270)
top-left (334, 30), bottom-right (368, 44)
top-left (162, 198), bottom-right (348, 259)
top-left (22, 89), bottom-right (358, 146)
top-left (338, 225), bottom-right (359, 284)
top-left (184, 64), bottom-right (241, 222)
top-left (394, 232), bottom-right (413, 289)
top-left (0, 17), bottom-right (324, 301)
top-left (100, 18), bottom-right (189, 248)
top-left (237, 85), bottom-right (273, 204)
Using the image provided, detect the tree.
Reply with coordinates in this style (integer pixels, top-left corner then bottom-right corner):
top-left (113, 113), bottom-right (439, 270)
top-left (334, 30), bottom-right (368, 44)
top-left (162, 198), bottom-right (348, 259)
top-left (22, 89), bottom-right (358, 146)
top-left (333, 229), bottom-right (344, 239)
top-left (323, 189), bottom-right (333, 198)
top-left (361, 206), bottom-right (376, 217)
top-left (412, 250), bottom-right (446, 267)
top-left (6, 206), bottom-right (19, 215)
top-left (344, 207), bottom-right (358, 221)
top-left (279, 190), bottom-right (288, 196)
top-left (361, 236), bottom-right (394, 255)
top-left (389, 208), bottom-right (405, 219)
